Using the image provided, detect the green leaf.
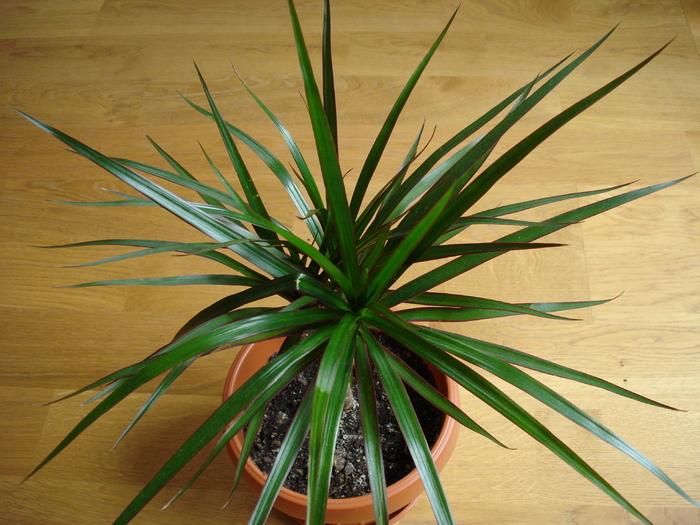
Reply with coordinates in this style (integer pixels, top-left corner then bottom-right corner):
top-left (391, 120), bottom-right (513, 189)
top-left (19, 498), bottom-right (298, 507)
top-left (365, 330), bottom-right (455, 525)
top-left (228, 70), bottom-right (324, 240)
top-left (50, 238), bottom-right (264, 281)
top-left (114, 157), bottom-right (249, 213)
top-left (366, 189), bottom-right (453, 302)
top-left (475, 181), bottom-right (634, 219)
top-left (228, 398), bottom-right (267, 502)
top-left (123, 326), bottom-right (334, 523)
top-left (51, 197), bottom-right (155, 207)
top-left (400, 292), bottom-right (576, 322)
top-left (322, 0), bottom-right (338, 152)
top-left (27, 308), bottom-right (341, 485)
top-left (113, 356), bottom-right (198, 447)
top-left (51, 308), bottom-right (272, 409)
top-left (144, 134), bottom-right (225, 208)
top-left (16, 109), bottom-right (297, 279)
top-left (358, 223), bottom-right (391, 278)
top-left (371, 328), bottom-right (508, 449)
top-left (365, 311), bottom-right (653, 525)
top-left (383, 137), bottom-right (480, 226)
top-left (193, 63), bottom-right (277, 241)
top-left (197, 141), bottom-right (247, 207)
top-left (64, 274), bottom-right (258, 288)
top-left (382, 175), bottom-right (692, 307)
top-left (198, 205), bottom-right (356, 297)
top-left (171, 276), bottom-right (300, 340)
top-left (249, 384), bottom-right (315, 525)
top-left (389, 29), bottom-right (622, 255)
top-left (307, 314), bottom-right (358, 524)
top-left (388, 217), bottom-right (573, 245)
top-left (355, 122), bottom-right (427, 236)
top-left (422, 327), bottom-right (677, 410)
top-left (181, 93), bottom-right (324, 212)
top-left (400, 297), bottom-right (612, 323)
top-left (354, 336), bottom-right (389, 525)
top-left (286, 0), bottom-right (360, 293)
top-left (51, 239), bottom-right (258, 272)
top-left (294, 274), bottom-right (351, 311)
top-left (386, 62), bottom-right (570, 240)
top-left (349, 7), bottom-right (459, 217)
top-left (367, 54), bottom-right (572, 234)
top-left (422, 328), bottom-right (699, 509)
top-left (394, 140), bottom-right (494, 244)
top-left (418, 39), bottom-right (672, 254)
top-left (415, 242), bottom-right (563, 262)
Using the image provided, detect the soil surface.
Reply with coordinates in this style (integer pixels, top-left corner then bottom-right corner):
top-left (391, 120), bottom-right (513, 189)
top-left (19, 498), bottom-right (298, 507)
top-left (248, 333), bottom-right (444, 498)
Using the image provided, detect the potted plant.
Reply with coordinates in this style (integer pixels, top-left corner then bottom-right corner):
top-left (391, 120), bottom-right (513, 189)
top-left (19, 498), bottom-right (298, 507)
top-left (17, 0), bottom-right (697, 524)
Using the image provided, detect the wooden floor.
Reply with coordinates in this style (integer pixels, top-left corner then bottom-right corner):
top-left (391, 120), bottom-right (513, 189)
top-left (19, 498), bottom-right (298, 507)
top-left (1, 1), bottom-right (699, 524)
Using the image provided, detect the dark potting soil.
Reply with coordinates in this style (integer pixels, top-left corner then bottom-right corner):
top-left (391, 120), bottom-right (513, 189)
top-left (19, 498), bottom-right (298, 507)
top-left (248, 333), bottom-right (444, 499)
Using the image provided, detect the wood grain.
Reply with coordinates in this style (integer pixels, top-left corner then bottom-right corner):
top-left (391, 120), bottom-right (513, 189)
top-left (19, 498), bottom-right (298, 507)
top-left (1, 1), bottom-right (698, 523)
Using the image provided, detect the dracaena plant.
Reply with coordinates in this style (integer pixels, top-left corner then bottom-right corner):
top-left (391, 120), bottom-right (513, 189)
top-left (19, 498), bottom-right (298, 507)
top-left (18, 1), bottom-right (697, 524)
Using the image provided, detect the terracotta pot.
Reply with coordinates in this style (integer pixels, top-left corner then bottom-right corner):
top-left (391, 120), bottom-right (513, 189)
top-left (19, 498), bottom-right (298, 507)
top-left (223, 337), bottom-right (460, 525)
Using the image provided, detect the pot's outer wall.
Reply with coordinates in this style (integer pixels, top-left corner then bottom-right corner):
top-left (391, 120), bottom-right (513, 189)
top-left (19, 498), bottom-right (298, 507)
top-left (223, 337), bottom-right (461, 524)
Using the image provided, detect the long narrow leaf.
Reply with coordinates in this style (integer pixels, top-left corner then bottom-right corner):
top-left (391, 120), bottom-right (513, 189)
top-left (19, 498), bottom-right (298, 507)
top-left (365, 332), bottom-right (455, 525)
top-left (372, 328), bottom-right (507, 449)
top-left (408, 291), bottom-right (577, 310)
top-left (392, 29), bottom-right (621, 253)
top-left (354, 335), bottom-right (389, 525)
top-left (227, 399), bottom-right (268, 503)
top-left (193, 64), bottom-right (276, 240)
top-left (249, 385), bottom-right (315, 525)
top-left (51, 197), bottom-right (155, 207)
top-left (16, 110), bottom-right (296, 279)
top-left (286, 0), bottom-right (360, 292)
top-left (52, 239), bottom-right (256, 272)
top-left (400, 297), bottom-right (612, 323)
top-left (171, 276), bottom-right (300, 339)
top-left (349, 7), bottom-right (459, 217)
top-left (366, 188), bottom-right (452, 302)
top-left (229, 69), bottom-right (324, 240)
top-left (195, 143), bottom-right (240, 204)
top-left (113, 356), bottom-right (197, 448)
top-left (476, 181), bottom-right (634, 219)
top-left (198, 205), bottom-right (355, 296)
top-left (417, 40), bottom-right (672, 254)
top-left (415, 242), bottom-right (562, 263)
top-left (181, 93), bottom-right (324, 212)
top-left (64, 274), bottom-right (258, 288)
top-left (114, 157), bottom-right (250, 214)
top-left (307, 314), bottom-right (358, 524)
top-left (140, 238), bottom-right (263, 279)
top-left (397, 303), bottom-right (573, 323)
top-left (365, 311), bottom-right (653, 525)
top-left (383, 137), bottom-right (480, 226)
top-left (121, 326), bottom-right (334, 523)
top-left (322, 0), bottom-right (338, 152)
top-left (46, 308), bottom-right (273, 409)
top-left (26, 308), bottom-right (341, 483)
top-left (388, 216), bottom-right (575, 245)
top-left (145, 135), bottom-right (225, 208)
top-left (355, 123), bottom-right (426, 236)
top-left (422, 327), bottom-right (677, 410)
top-left (422, 328), bottom-right (699, 508)
top-left (367, 54), bottom-right (573, 234)
top-left (396, 141), bottom-right (494, 244)
top-left (382, 175), bottom-right (692, 307)
top-left (395, 69), bottom-right (538, 236)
